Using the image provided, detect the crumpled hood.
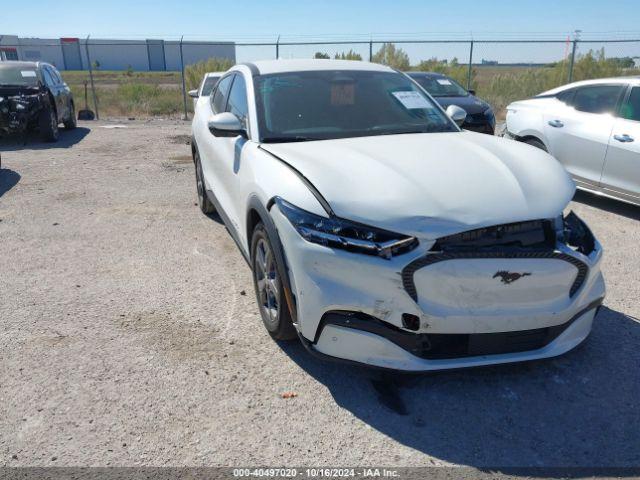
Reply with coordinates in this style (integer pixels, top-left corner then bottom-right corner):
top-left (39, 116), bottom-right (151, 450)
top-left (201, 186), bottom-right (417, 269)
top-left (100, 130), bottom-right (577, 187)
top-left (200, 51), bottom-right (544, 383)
top-left (0, 85), bottom-right (42, 97)
top-left (262, 131), bottom-right (575, 239)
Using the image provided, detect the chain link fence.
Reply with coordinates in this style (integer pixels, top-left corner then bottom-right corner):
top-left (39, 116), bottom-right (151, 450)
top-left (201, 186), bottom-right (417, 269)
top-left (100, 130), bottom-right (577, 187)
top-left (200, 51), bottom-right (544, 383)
top-left (1, 36), bottom-right (638, 121)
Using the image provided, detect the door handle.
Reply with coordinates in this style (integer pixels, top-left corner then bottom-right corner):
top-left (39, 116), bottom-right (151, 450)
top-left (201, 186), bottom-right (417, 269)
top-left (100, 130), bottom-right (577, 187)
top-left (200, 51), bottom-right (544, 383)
top-left (613, 133), bottom-right (634, 143)
top-left (548, 120), bottom-right (564, 128)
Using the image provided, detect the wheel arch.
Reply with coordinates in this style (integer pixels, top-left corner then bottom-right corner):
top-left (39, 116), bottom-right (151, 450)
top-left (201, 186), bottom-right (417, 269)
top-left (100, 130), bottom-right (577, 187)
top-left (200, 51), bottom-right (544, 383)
top-left (518, 134), bottom-right (548, 148)
top-left (246, 195), bottom-right (298, 324)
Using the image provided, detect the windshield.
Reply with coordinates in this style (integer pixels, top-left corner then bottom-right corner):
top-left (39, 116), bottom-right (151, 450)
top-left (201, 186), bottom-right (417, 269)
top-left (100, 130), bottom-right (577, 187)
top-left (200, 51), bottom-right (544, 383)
top-left (410, 74), bottom-right (468, 97)
top-left (255, 70), bottom-right (457, 142)
top-left (200, 76), bottom-right (220, 96)
top-left (0, 66), bottom-right (39, 87)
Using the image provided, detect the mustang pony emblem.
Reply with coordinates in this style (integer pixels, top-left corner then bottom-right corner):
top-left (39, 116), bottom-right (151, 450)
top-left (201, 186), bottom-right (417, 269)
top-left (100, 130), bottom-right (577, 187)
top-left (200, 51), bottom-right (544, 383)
top-left (493, 271), bottom-right (532, 285)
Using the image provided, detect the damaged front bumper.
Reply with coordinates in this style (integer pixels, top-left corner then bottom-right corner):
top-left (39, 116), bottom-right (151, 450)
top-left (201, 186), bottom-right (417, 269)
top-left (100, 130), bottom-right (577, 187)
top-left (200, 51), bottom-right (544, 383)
top-left (0, 93), bottom-right (42, 135)
top-left (272, 207), bottom-right (605, 371)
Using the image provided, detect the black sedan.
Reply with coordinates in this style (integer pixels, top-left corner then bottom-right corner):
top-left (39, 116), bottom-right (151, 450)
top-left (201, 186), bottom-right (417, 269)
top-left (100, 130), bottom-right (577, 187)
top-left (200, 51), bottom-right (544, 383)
top-left (0, 61), bottom-right (76, 142)
top-left (406, 72), bottom-right (495, 134)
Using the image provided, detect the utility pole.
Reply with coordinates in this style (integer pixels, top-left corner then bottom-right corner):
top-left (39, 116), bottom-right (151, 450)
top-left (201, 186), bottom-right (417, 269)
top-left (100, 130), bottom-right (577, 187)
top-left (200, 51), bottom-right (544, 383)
top-left (179, 35), bottom-right (188, 121)
top-left (467, 40), bottom-right (474, 91)
top-left (568, 29), bottom-right (581, 83)
top-left (85, 35), bottom-right (99, 120)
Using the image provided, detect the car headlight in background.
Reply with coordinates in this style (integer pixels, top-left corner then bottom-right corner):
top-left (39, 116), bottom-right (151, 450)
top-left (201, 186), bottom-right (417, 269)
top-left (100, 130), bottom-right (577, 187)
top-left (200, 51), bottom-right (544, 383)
top-left (274, 197), bottom-right (418, 259)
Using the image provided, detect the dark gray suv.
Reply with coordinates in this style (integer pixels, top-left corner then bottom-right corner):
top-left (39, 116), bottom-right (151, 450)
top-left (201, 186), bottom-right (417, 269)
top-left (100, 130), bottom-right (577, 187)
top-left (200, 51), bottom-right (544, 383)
top-left (0, 61), bottom-right (76, 142)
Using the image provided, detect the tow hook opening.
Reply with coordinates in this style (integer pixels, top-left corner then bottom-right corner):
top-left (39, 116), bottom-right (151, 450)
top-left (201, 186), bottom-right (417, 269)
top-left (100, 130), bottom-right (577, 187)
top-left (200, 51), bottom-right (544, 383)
top-left (563, 211), bottom-right (595, 256)
top-left (401, 313), bottom-right (420, 331)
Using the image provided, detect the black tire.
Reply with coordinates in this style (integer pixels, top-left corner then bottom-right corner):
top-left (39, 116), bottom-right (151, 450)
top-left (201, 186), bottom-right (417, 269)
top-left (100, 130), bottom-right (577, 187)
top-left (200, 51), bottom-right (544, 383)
top-left (251, 222), bottom-right (297, 341)
top-left (64, 102), bottom-right (77, 130)
top-left (39, 104), bottom-right (59, 142)
top-left (194, 150), bottom-right (215, 214)
top-left (524, 138), bottom-right (547, 152)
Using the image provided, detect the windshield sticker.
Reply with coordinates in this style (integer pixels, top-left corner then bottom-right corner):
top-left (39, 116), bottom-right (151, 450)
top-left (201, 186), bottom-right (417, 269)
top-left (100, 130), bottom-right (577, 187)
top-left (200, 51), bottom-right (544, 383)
top-left (331, 83), bottom-right (355, 105)
top-left (436, 79), bottom-right (452, 85)
top-left (21, 70), bottom-right (37, 77)
top-left (391, 91), bottom-right (432, 109)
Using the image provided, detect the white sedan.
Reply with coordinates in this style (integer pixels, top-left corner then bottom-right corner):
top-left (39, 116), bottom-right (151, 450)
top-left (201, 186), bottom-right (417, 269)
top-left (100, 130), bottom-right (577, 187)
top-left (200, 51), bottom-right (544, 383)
top-left (191, 59), bottom-right (605, 372)
top-left (505, 77), bottom-right (640, 206)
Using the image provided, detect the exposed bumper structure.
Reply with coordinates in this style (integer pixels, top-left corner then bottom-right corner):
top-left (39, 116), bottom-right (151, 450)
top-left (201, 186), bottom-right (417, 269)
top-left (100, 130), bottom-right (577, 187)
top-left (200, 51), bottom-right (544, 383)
top-left (272, 207), bottom-right (605, 371)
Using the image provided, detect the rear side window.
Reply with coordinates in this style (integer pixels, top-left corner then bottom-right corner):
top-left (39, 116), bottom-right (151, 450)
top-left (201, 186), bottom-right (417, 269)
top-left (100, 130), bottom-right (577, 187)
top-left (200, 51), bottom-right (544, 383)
top-left (226, 74), bottom-right (248, 127)
top-left (211, 75), bottom-right (234, 114)
top-left (49, 66), bottom-right (63, 84)
top-left (571, 85), bottom-right (624, 114)
top-left (42, 67), bottom-right (57, 87)
top-left (620, 87), bottom-right (640, 122)
top-left (556, 89), bottom-right (575, 105)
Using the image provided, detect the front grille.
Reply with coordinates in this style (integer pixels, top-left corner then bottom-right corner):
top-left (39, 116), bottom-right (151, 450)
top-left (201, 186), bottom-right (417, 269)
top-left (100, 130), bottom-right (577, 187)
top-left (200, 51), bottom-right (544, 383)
top-left (421, 327), bottom-right (554, 359)
top-left (402, 220), bottom-right (588, 302)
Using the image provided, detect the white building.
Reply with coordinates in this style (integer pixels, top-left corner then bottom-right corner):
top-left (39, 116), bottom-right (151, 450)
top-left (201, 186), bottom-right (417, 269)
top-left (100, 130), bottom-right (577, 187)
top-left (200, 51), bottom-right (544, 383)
top-left (0, 35), bottom-right (235, 71)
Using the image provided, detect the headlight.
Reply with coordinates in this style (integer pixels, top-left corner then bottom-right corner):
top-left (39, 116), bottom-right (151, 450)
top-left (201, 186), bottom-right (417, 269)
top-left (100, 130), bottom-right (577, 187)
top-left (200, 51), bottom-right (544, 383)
top-left (275, 197), bottom-right (418, 259)
top-left (15, 103), bottom-right (26, 111)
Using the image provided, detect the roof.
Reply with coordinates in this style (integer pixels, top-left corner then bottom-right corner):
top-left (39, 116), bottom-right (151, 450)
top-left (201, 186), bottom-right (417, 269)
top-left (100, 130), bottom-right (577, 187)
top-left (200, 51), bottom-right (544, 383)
top-left (542, 75), bottom-right (640, 95)
top-left (247, 59), bottom-right (394, 75)
top-left (0, 61), bottom-right (39, 69)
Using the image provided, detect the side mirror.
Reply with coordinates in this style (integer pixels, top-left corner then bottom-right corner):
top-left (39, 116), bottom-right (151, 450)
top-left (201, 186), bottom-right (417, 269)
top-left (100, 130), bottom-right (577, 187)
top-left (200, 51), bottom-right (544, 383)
top-left (188, 89), bottom-right (199, 98)
top-left (208, 112), bottom-right (246, 138)
top-left (468, 89), bottom-right (476, 96)
top-left (446, 105), bottom-right (467, 127)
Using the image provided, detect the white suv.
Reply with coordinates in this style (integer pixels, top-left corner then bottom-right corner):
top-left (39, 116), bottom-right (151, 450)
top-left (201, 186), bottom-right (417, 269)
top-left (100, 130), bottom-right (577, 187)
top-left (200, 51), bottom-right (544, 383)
top-left (191, 60), bottom-right (604, 372)
top-left (505, 77), bottom-right (640, 206)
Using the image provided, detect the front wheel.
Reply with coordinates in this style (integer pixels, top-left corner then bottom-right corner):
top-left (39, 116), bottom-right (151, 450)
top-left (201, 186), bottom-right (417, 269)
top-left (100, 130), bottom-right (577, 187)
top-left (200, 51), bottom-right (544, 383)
top-left (39, 105), bottom-right (59, 142)
top-left (64, 102), bottom-right (77, 130)
top-left (194, 151), bottom-right (215, 214)
top-left (251, 223), bottom-right (296, 341)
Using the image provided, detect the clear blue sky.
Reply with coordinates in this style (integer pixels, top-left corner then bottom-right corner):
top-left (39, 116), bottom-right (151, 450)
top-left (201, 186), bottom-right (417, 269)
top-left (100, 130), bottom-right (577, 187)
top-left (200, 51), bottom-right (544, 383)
top-left (4, 0), bottom-right (640, 63)
top-left (6, 0), bottom-right (640, 40)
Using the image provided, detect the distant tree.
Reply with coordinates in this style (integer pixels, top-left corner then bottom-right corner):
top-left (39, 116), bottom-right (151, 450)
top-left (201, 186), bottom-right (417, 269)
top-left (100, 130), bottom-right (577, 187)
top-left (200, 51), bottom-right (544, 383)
top-left (609, 56), bottom-right (635, 69)
top-left (334, 50), bottom-right (363, 61)
top-left (125, 65), bottom-right (134, 76)
top-left (92, 60), bottom-right (101, 70)
top-left (371, 43), bottom-right (410, 70)
top-left (314, 52), bottom-right (330, 59)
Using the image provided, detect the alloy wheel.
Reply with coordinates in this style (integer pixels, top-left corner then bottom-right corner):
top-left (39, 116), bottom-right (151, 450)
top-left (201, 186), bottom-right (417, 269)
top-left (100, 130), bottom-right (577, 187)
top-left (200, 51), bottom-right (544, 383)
top-left (254, 237), bottom-right (279, 326)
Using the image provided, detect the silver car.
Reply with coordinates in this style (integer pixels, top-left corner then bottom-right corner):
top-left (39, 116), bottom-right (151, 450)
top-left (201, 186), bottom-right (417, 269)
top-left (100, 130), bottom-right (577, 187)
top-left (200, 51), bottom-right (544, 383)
top-left (505, 77), bottom-right (640, 206)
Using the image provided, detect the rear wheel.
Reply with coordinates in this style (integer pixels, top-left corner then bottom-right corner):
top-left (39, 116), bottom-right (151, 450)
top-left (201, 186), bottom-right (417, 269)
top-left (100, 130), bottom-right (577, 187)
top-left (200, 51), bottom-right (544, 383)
top-left (64, 102), bottom-right (77, 130)
top-left (194, 151), bottom-right (215, 214)
top-left (523, 138), bottom-right (547, 152)
top-left (251, 223), bottom-right (296, 341)
top-left (39, 104), bottom-right (59, 142)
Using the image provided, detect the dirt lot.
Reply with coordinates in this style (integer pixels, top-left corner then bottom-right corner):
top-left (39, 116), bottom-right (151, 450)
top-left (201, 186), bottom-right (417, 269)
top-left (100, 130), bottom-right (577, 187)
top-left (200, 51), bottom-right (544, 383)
top-left (1, 121), bottom-right (639, 471)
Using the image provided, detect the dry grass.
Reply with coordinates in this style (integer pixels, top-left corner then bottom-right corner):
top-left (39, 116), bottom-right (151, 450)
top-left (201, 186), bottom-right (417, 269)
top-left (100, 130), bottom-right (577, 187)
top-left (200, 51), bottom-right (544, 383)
top-left (60, 51), bottom-right (638, 120)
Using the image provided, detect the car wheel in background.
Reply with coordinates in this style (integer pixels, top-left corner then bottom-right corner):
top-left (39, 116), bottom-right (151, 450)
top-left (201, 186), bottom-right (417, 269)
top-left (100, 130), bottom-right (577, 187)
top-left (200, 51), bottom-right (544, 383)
top-left (251, 223), bottom-right (297, 341)
top-left (64, 102), bottom-right (77, 130)
top-left (194, 151), bottom-right (216, 214)
top-left (39, 105), bottom-right (59, 143)
top-left (524, 138), bottom-right (548, 152)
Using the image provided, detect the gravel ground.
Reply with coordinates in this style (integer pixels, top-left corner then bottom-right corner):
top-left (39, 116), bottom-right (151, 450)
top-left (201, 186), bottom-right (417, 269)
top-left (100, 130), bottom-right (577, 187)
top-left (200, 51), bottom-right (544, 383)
top-left (1, 120), bottom-right (639, 472)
